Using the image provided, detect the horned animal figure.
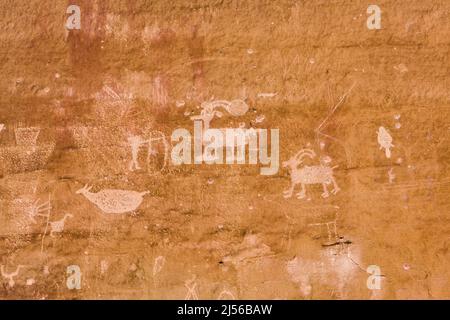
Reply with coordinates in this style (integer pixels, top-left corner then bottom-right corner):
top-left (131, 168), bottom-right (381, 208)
top-left (283, 149), bottom-right (340, 199)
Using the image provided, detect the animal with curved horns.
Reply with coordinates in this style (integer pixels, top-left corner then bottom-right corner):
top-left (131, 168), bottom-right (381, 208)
top-left (283, 148), bottom-right (340, 199)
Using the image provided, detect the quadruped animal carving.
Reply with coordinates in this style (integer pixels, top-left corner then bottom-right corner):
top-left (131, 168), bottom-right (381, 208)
top-left (49, 213), bottom-right (73, 237)
top-left (76, 185), bottom-right (149, 214)
top-left (283, 149), bottom-right (340, 199)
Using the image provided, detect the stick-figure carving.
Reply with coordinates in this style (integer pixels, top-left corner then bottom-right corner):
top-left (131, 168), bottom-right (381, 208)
top-left (184, 277), bottom-right (199, 300)
top-left (127, 131), bottom-right (169, 173)
top-left (1, 265), bottom-right (25, 287)
top-left (283, 149), bottom-right (340, 199)
top-left (76, 185), bottom-right (149, 214)
top-left (377, 126), bottom-right (394, 158)
top-left (128, 135), bottom-right (147, 171)
top-left (49, 213), bottom-right (73, 237)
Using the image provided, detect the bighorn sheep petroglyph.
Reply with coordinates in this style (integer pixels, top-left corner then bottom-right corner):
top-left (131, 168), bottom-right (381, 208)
top-left (283, 149), bottom-right (340, 199)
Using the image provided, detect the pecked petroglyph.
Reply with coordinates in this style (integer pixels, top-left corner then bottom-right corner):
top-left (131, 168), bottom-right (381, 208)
top-left (172, 97), bottom-right (279, 174)
top-left (377, 126), bottom-right (394, 158)
top-left (26, 199), bottom-right (52, 224)
top-left (49, 213), bottom-right (73, 237)
top-left (217, 289), bottom-right (236, 300)
top-left (184, 277), bottom-right (199, 300)
top-left (76, 185), bottom-right (150, 214)
top-left (1, 265), bottom-right (25, 288)
top-left (153, 256), bottom-right (166, 276)
top-left (190, 99), bottom-right (249, 131)
top-left (14, 127), bottom-right (40, 147)
top-left (127, 131), bottom-right (169, 173)
top-left (283, 149), bottom-right (340, 199)
top-left (286, 257), bottom-right (313, 297)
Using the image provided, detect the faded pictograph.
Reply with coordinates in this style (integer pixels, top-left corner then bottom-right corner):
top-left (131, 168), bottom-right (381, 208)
top-left (283, 149), bottom-right (340, 199)
top-left (308, 220), bottom-right (338, 245)
top-left (1, 265), bottom-right (25, 288)
top-left (286, 257), bottom-right (313, 297)
top-left (153, 256), bottom-right (166, 276)
top-left (26, 199), bottom-right (52, 224)
top-left (377, 126), bottom-right (394, 158)
top-left (127, 131), bottom-right (169, 174)
top-left (94, 83), bottom-right (135, 122)
top-left (0, 125), bottom-right (54, 174)
top-left (152, 75), bottom-right (169, 109)
top-left (76, 185), bottom-right (149, 214)
top-left (388, 168), bottom-right (396, 183)
top-left (217, 289), bottom-right (236, 300)
top-left (17, 194), bottom-right (54, 252)
top-left (14, 127), bottom-right (40, 147)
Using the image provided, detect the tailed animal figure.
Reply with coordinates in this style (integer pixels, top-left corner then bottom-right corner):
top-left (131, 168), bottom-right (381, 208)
top-left (76, 185), bottom-right (149, 214)
top-left (50, 213), bottom-right (73, 237)
top-left (377, 126), bottom-right (394, 158)
top-left (283, 149), bottom-right (340, 199)
top-left (1, 265), bottom-right (25, 287)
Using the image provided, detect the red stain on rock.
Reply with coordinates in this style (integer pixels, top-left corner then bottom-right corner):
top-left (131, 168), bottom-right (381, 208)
top-left (66, 0), bottom-right (107, 97)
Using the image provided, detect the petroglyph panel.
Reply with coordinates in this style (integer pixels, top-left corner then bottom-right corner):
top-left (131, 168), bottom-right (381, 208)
top-left (0, 0), bottom-right (449, 300)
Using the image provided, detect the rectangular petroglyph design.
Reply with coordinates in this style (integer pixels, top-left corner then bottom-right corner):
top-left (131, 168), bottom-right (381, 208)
top-left (0, 0), bottom-right (449, 301)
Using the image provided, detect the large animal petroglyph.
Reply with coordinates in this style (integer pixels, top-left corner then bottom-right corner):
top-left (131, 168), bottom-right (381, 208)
top-left (76, 185), bottom-right (149, 214)
top-left (283, 149), bottom-right (340, 199)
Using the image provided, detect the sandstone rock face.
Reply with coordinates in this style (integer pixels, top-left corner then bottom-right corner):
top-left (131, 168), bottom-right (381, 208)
top-left (0, 0), bottom-right (449, 299)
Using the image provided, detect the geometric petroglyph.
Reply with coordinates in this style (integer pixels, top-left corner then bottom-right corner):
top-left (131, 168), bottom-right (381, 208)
top-left (14, 127), bottom-right (40, 146)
